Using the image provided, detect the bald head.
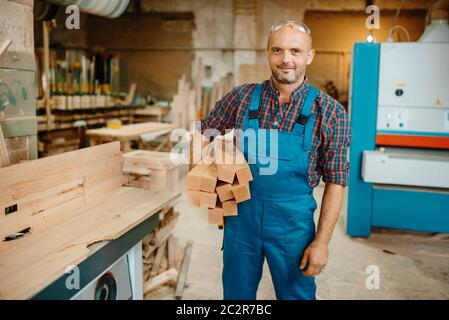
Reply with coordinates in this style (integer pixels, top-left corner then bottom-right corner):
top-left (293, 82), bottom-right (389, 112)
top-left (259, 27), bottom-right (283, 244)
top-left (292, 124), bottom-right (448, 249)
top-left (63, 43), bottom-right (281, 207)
top-left (267, 21), bottom-right (313, 50)
top-left (266, 21), bottom-right (315, 85)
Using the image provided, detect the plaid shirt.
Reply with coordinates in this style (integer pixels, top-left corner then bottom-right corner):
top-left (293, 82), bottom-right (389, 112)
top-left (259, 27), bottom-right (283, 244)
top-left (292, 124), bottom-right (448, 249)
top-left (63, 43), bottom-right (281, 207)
top-left (201, 77), bottom-right (351, 187)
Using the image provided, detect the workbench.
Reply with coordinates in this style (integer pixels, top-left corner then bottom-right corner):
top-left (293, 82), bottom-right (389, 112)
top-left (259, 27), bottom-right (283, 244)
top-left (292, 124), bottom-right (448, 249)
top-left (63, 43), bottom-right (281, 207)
top-left (86, 122), bottom-right (174, 152)
top-left (0, 142), bottom-right (181, 299)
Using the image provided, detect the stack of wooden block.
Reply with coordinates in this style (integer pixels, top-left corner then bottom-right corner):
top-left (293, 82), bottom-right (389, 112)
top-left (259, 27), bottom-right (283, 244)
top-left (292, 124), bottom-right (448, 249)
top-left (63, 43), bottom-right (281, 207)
top-left (142, 207), bottom-right (180, 294)
top-left (186, 147), bottom-right (253, 226)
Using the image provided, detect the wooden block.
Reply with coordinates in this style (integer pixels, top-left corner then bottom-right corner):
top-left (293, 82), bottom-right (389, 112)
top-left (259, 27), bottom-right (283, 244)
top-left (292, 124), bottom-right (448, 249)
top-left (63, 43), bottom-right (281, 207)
top-left (186, 190), bottom-right (201, 206)
top-left (150, 217), bottom-right (177, 247)
top-left (200, 191), bottom-right (217, 209)
top-left (231, 183), bottom-right (251, 203)
top-left (0, 126), bottom-right (10, 167)
top-left (200, 164), bottom-right (217, 193)
top-left (191, 130), bottom-right (210, 165)
top-left (167, 235), bottom-right (176, 269)
top-left (222, 200), bottom-right (238, 216)
top-left (235, 164), bottom-right (253, 184)
top-left (208, 207), bottom-right (224, 225)
top-left (150, 240), bottom-right (167, 277)
top-left (144, 268), bottom-right (178, 294)
top-left (186, 190), bottom-right (217, 209)
top-left (149, 169), bottom-right (167, 192)
top-left (122, 165), bottom-right (151, 176)
top-left (186, 163), bottom-right (209, 190)
top-left (175, 240), bottom-right (193, 300)
top-left (215, 183), bottom-right (234, 202)
top-left (138, 176), bottom-right (151, 190)
top-left (217, 164), bottom-right (235, 183)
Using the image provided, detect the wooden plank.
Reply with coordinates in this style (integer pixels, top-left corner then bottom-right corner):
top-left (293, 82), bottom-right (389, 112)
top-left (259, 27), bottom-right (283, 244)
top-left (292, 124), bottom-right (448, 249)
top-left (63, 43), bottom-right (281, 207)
top-left (124, 150), bottom-right (176, 170)
top-left (0, 143), bottom-right (122, 239)
top-left (175, 240), bottom-right (194, 300)
top-left (200, 164), bottom-right (217, 193)
top-left (167, 235), bottom-right (176, 270)
top-left (122, 165), bottom-right (151, 176)
top-left (143, 244), bottom-right (157, 260)
top-left (186, 163), bottom-right (210, 191)
top-left (0, 188), bottom-right (181, 300)
top-left (134, 105), bottom-right (170, 117)
top-left (143, 268), bottom-right (178, 294)
top-left (0, 125), bottom-right (10, 167)
top-left (86, 122), bottom-right (173, 139)
top-left (187, 89), bottom-right (196, 131)
top-left (0, 142), bottom-right (120, 201)
top-left (0, 142), bottom-right (180, 299)
top-left (194, 57), bottom-right (203, 117)
top-left (150, 217), bottom-right (177, 247)
top-left (150, 240), bottom-right (167, 277)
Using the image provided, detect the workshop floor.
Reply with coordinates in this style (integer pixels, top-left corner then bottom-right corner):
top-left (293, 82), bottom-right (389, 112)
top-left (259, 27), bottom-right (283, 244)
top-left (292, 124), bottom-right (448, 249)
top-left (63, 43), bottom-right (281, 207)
top-left (151, 175), bottom-right (449, 300)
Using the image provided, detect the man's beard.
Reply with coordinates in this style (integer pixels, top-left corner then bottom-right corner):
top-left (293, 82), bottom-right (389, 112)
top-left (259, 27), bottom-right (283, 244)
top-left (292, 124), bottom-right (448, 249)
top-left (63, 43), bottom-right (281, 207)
top-left (271, 64), bottom-right (304, 84)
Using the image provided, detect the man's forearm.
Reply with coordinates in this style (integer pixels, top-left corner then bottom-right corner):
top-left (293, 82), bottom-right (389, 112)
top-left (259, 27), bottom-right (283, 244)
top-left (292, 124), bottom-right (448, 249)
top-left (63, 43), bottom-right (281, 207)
top-left (314, 182), bottom-right (344, 246)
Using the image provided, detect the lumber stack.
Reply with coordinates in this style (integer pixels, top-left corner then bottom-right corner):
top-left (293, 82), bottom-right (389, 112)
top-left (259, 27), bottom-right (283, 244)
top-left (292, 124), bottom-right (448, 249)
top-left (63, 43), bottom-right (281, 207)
top-left (185, 145), bottom-right (253, 226)
top-left (122, 150), bottom-right (185, 192)
top-left (122, 155), bottom-right (191, 298)
top-left (142, 207), bottom-right (179, 285)
top-left (141, 207), bottom-right (193, 300)
top-left (170, 74), bottom-right (196, 131)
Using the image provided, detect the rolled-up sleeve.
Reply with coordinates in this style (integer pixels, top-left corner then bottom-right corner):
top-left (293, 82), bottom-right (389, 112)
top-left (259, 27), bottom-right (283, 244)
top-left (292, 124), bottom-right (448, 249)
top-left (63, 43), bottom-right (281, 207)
top-left (320, 104), bottom-right (351, 186)
top-left (200, 87), bottom-right (240, 135)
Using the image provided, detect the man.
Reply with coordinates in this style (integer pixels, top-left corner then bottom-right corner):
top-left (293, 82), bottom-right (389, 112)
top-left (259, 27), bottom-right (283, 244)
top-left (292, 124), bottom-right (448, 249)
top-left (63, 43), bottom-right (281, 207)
top-left (199, 20), bottom-right (351, 300)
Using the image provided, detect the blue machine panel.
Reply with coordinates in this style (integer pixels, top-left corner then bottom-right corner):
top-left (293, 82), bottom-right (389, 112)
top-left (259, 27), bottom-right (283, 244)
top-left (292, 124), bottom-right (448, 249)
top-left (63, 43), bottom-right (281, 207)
top-left (372, 187), bottom-right (449, 234)
top-left (347, 42), bottom-right (449, 238)
top-left (346, 43), bottom-right (380, 237)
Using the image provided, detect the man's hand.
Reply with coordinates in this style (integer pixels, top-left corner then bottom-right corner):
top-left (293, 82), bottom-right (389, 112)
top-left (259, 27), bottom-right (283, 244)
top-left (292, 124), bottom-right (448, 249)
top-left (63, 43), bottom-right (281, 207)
top-left (299, 182), bottom-right (343, 277)
top-left (300, 241), bottom-right (329, 277)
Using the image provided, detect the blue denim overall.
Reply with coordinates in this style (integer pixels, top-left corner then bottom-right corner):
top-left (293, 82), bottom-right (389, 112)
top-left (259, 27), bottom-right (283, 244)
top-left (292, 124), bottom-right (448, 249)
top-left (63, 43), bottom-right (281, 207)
top-left (222, 84), bottom-right (319, 300)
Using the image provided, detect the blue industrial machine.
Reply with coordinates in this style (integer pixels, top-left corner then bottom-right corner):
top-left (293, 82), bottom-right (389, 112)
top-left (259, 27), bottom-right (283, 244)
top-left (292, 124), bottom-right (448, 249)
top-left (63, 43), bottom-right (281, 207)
top-left (347, 32), bottom-right (449, 237)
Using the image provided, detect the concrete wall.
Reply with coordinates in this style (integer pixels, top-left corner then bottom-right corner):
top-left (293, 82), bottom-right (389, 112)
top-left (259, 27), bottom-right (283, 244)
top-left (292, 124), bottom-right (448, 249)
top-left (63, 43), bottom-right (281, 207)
top-left (137, 0), bottom-right (436, 103)
top-left (1, 0), bottom-right (34, 53)
top-left (35, 0), bottom-right (437, 101)
top-left (86, 12), bottom-right (194, 99)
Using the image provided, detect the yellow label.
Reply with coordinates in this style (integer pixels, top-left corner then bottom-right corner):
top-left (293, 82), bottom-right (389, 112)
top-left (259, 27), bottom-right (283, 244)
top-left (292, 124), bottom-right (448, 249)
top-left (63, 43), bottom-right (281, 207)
top-left (393, 83), bottom-right (407, 88)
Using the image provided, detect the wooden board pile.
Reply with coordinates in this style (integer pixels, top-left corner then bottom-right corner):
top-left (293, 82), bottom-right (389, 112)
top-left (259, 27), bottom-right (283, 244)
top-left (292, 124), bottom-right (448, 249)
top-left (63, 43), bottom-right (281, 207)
top-left (142, 207), bottom-right (179, 288)
top-left (185, 144), bottom-right (253, 226)
top-left (141, 207), bottom-right (194, 300)
top-left (122, 150), bottom-right (184, 192)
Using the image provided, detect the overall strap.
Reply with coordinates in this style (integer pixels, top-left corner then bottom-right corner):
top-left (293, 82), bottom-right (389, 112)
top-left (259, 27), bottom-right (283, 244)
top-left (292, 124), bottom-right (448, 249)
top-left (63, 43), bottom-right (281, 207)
top-left (301, 86), bottom-right (318, 151)
top-left (247, 84), bottom-right (263, 130)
